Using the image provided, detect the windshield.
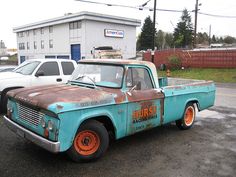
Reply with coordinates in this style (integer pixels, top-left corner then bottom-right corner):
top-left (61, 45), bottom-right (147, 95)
top-left (14, 61), bottom-right (40, 75)
top-left (70, 63), bottom-right (124, 88)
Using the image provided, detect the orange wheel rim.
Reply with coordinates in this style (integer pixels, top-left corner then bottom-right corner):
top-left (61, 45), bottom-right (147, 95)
top-left (184, 107), bottom-right (194, 126)
top-left (74, 130), bottom-right (100, 156)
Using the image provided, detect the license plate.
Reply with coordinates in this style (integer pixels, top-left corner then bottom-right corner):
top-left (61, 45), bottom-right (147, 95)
top-left (16, 129), bottom-right (25, 138)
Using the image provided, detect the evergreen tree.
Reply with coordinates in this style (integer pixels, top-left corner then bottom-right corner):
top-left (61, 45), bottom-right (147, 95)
top-left (139, 16), bottom-right (156, 50)
top-left (173, 9), bottom-right (193, 48)
top-left (211, 35), bottom-right (217, 43)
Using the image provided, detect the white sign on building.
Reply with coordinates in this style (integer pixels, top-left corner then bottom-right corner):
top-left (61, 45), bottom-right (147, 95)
top-left (104, 29), bottom-right (124, 38)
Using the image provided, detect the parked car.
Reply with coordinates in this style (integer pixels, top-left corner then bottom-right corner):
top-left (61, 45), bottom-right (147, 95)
top-left (3, 59), bottom-right (215, 162)
top-left (0, 65), bottom-right (17, 72)
top-left (0, 59), bottom-right (77, 113)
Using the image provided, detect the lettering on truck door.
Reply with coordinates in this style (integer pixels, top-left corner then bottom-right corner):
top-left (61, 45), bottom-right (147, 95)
top-left (125, 67), bottom-right (164, 135)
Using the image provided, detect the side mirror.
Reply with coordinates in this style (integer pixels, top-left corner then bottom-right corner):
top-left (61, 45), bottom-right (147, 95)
top-left (35, 70), bottom-right (44, 77)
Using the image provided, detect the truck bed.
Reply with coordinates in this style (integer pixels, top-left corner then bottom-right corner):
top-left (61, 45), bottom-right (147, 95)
top-left (158, 77), bottom-right (211, 87)
top-left (158, 77), bottom-right (215, 124)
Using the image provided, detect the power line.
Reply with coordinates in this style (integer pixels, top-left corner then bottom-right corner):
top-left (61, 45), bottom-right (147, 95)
top-left (198, 12), bottom-right (236, 18)
top-left (75, 0), bottom-right (236, 19)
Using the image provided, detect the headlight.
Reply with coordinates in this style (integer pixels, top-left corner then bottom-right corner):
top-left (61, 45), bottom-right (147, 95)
top-left (40, 118), bottom-right (46, 128)
top-left (48, 120), bottom-right (54, 131)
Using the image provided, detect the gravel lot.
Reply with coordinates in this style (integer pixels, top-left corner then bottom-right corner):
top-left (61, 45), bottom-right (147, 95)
top-left (0, 84), bottom-right (235, 177)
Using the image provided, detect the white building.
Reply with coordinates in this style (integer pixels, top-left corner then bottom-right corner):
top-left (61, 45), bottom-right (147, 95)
top-left (13, 11), bottom-right (141, 63)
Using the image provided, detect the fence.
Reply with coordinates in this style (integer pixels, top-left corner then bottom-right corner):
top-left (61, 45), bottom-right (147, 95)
top-left (143, 49), bottom-right (236, 68)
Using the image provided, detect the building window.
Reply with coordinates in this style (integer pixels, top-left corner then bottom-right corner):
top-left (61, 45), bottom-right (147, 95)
top-left (26, 31), bottom-right (29, 36)
top-left (19, 43), bottom-right (25, 50)
top-left (69, 21), bottom-right (81, 30)
top-left (49, 26), bottom-right (53, 33)
top-left (45, 55), bottom-right (56, 59)
top-left (41, 40), bottom-right (44, 49)
top-left (18, 32), bottom-right (24, 38)
top-left (34, 41), bottom-right (37, 49)
top-left (49, 39), bottom-right (53, 48)
top-left (27, 42), bottom-right (30, 50)
top-left (40, 28), bottom-right (44, 34)
top-left (33, 29), bottom-right (37, 35)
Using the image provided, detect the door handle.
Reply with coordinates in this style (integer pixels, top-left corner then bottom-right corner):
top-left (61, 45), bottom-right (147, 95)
top-left (56, 78), bottom-right (62, 82)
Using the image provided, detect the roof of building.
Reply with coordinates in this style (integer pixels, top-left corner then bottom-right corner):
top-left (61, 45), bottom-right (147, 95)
top-left (13, 11), bottom-right (141, 33)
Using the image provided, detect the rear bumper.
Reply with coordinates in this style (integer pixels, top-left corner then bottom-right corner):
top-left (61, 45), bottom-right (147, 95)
top-left (3, 115), bottom-right (60, 153)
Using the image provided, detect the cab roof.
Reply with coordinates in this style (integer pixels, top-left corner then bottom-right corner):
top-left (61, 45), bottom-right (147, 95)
top-left (79, 59), bottom-right (154, 67)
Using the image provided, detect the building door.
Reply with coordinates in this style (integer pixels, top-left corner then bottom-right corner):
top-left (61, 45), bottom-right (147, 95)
top-left (20, 56), bottom-right (25, 63)
top-left (71, 44), bottom-right (81, 62)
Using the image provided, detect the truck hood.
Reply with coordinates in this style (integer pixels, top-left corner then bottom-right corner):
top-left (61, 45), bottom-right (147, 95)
top-left (0, 72), bottom-right (24, 80)
top-left (8, 84), bottom-right (117, 114)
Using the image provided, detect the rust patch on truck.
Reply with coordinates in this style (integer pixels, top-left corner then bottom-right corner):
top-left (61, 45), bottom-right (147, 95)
top-left (102, 88), bottom-right (126, 104)
top-left (127, 89), bottom-right (164, 102)
top-left (7, 84), bottom-right (117, 110)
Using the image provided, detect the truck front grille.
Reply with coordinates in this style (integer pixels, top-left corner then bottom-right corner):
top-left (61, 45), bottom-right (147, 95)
top-left (17, 103), bottom-right (44, 126)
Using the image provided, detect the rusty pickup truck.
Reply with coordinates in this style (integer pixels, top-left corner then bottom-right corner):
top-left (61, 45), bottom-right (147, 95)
top-left (3, 59), bottom-right (215, 162)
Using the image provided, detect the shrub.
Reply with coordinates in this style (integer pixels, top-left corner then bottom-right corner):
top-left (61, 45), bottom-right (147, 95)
top-left (168, 55), bottom-right (182, 70)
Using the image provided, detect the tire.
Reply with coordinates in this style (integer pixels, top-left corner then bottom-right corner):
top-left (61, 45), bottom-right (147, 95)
top-left (176, 103), bottom-right (196, 130)
top-left (67, 120), bottom-right (109, 162)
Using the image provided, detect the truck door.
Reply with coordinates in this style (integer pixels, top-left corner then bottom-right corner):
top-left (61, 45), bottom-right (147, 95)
top-left (31, 61), bottom-right (62, 86)
top-left (125, 67), bottom-right (164, 135)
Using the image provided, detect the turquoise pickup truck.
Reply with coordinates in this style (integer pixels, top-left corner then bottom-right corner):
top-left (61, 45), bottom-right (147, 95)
top-left (3, 59), bottom-right (215, 162)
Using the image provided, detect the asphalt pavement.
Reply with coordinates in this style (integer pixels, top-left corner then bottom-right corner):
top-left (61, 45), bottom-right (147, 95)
top-left (0, 83), bottom-right (235, 177)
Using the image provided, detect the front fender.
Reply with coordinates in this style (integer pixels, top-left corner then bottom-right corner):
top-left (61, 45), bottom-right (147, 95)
top-left (57, 107), bottom-right (117, 152)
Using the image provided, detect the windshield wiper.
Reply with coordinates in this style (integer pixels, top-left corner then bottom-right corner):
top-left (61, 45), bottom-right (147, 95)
top-left (74, 75), bottom-right (97, 89)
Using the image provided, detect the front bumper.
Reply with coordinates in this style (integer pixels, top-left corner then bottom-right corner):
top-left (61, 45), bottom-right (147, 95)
top-left (3, 115), bottom-right (60, 153)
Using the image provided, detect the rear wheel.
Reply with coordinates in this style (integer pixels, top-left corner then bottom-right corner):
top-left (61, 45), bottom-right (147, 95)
top-left (67, 120), bottom-right (109, 162)
top-left (176, 103), bottom-right (196, 130)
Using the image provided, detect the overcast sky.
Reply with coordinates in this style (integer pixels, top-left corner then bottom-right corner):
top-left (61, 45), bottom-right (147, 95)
top-left (1, 0), bottom-right (236, 48)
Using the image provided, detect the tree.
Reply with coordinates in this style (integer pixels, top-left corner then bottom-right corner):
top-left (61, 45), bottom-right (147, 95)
top-left (155, 30), bottom-right (174, 49)
top-left (155, 30), bottom-right (165, 50)
top-left (173, 9), bottom-right (193, 48)
top-left (139, 16), bottom-right (156, 50)
top-left (165, 33), bottom-right (174, 48)
top-left (197, 32), bottom-right (209, 45)
top-left (224, 36), bottom-right (236, 44)
top-left (136, 34), bottom-right (141, 50)
top-left (211, 35), bottom-right (217, 43)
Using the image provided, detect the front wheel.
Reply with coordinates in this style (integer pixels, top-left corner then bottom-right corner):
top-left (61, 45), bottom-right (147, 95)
top-left (176, 103), bottom-right (196, 130)
top-left (67, 120), bottom-right (109, 162)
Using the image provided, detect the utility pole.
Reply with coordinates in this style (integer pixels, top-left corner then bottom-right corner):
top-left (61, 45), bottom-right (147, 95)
top-left (153, 0), bottom-right (157, 51)
top-left (151, 0), bottom-right (157, 63)
top-left (193, 0), bottom-right (199, 48)
top-left (208, 25), bottom-right (211, 46)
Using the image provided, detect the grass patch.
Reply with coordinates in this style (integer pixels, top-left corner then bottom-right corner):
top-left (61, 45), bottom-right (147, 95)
top-left (158, 68), bottom-right (236, 83)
